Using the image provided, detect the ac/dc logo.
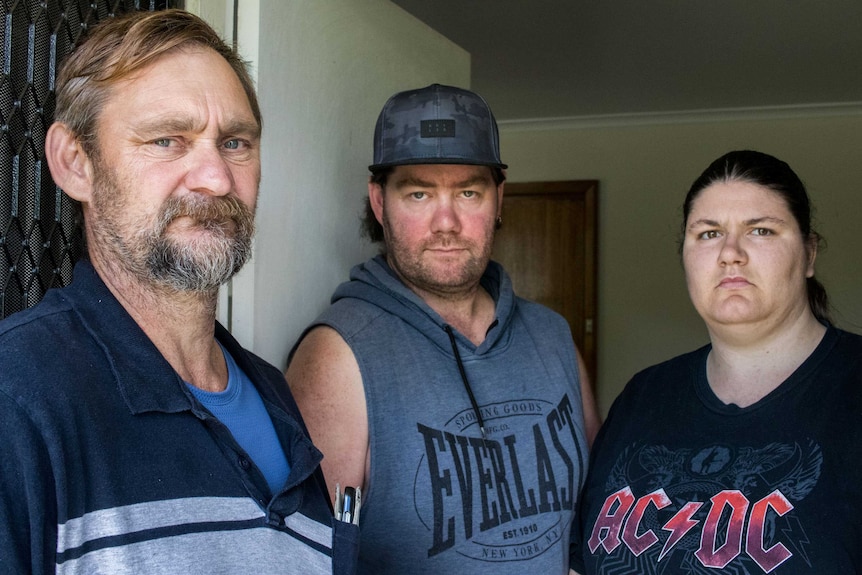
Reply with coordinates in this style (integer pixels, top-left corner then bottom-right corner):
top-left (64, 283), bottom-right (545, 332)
top-left (588, 486), bottom-right (793, 572)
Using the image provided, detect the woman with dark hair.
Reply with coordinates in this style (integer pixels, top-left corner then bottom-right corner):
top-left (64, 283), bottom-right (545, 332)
top-left (570, 150), bottom-right (862, 574)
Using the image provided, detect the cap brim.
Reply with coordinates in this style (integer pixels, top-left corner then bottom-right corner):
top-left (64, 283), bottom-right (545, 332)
top-left (369, 158), bottom-right (508, 171)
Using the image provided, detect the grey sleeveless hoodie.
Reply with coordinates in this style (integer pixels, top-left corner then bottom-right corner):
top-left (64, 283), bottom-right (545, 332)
top-left (296, 255), bottom-right (589, 574)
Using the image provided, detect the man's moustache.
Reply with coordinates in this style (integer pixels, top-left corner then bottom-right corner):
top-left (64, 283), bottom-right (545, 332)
top-left (157, 196), bottom-right (254, 233)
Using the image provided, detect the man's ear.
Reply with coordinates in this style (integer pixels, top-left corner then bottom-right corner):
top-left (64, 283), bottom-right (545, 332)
top-left (44, 122), bottom-right (94, 203)
top-left (368, 180), bottom-right (385, 225)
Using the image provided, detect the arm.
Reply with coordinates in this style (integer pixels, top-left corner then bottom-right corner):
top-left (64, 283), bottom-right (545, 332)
top-left (577, 350), bottom-right (602, 448)
top-left (286, 326), bottom-right (369, 505)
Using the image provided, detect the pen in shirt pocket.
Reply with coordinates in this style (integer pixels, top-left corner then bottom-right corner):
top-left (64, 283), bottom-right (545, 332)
top-left (334, 483), bottom-right (361, 525)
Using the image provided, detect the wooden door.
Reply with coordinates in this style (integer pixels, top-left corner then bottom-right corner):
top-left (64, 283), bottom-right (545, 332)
top-left (491, 180), bottom-right (598, 384)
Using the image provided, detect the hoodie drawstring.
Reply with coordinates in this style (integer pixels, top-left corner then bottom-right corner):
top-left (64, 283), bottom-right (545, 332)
top-left (443, 325), bottom-right (486, 439)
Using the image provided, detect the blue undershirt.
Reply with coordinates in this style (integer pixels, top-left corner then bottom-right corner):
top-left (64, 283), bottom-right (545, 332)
top-left (185, 344), bottom-right (291, 495)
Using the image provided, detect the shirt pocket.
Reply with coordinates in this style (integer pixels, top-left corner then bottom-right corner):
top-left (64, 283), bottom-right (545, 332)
top-left (331, 519), bottom-right (360, 575)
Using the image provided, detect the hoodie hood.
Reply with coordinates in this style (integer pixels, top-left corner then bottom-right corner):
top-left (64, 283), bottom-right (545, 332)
top-left (331, 255), bottom-right (516, 358)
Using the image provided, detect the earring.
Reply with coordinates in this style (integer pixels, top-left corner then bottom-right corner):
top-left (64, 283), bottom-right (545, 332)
top-left (495, 216), bottom-right (503, 225)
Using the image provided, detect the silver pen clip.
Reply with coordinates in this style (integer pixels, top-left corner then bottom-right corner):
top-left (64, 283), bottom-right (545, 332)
top-left (334, 483), bottom-right (361, 525)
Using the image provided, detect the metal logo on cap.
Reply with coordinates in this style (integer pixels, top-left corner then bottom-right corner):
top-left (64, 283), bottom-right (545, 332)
top-left (420, 119), bottom-right (456, 138)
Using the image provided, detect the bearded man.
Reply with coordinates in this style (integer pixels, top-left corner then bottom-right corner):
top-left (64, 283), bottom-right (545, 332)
top-left (288, 84), bottom-right (599, 575)
top-left (0, 10), bottom-right (356, 574)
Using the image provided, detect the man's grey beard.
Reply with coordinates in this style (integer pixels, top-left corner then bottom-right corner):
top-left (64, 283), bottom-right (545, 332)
top-left (87, 148), bottom-right (257, 294)
top-left (142, 195), bottom-right (256, 293)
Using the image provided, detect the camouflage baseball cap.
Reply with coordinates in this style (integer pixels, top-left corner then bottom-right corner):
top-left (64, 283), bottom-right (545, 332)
top-left (369, 83), bottom-right (507, 171)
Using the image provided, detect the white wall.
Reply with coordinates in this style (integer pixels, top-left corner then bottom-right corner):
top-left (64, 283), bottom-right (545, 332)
top-left (500, 110), bottom-right (862, 414)
top-left (226, 0), bottom-right (470, 370)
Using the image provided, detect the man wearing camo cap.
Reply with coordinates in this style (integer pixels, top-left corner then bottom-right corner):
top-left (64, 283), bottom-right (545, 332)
top-left (288, 84), bottom-right (597, 574)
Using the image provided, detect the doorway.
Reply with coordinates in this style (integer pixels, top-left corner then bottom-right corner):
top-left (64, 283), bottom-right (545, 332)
top-left (491, 180), bottom-right (598, 384)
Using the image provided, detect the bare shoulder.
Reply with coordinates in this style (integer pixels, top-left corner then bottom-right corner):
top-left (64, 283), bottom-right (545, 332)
top-left (288, 326), bottom-right (361, 396)
top-left (287, 326), bottom-right (368, 499)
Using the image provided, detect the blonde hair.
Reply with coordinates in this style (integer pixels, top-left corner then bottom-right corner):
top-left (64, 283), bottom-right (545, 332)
top-left (54, 9), bottom-right (260, 155)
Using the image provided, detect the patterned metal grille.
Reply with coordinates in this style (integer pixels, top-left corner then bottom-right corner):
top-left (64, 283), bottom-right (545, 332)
top-left (0, 0), bottom-right (177, 320)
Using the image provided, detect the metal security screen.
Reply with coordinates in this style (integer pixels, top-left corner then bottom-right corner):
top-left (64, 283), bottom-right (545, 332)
top-left (0, 0), bottom-right (177, 320)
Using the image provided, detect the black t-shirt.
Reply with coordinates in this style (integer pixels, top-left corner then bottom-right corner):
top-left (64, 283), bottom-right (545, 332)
top-left (572, 327), bottom-right (862, 574)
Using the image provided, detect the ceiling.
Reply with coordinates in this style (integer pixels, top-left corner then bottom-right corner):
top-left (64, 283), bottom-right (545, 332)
top-left (391, 0), bottom-right (862, 122)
